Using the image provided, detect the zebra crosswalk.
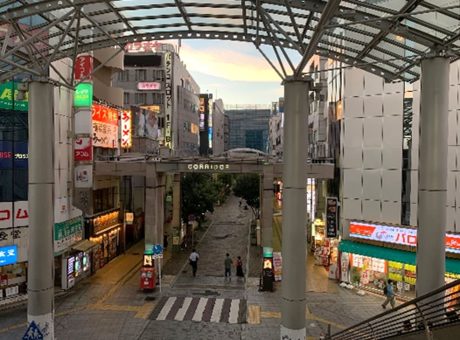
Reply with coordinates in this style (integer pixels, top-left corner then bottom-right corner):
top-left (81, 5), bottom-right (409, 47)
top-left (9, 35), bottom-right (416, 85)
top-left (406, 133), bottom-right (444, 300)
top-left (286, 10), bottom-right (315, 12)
top-left (149, 296), bottom-right (247, 324)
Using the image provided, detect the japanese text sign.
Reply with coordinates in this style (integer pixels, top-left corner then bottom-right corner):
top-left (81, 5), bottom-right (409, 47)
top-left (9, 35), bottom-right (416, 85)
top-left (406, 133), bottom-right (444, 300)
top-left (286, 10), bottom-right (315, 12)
top-left (121, 110), bottom-right (132, 148)
top-left (349, 221), bottom-right (460, 254)
top-left (74, 83), bottom-right (93, 107)
top-left (74, 55), bottom-right (93, 81)
top-left (74, 137), bottom-right (92, 161)
top-left (92, 104), bottom-right (119, 148)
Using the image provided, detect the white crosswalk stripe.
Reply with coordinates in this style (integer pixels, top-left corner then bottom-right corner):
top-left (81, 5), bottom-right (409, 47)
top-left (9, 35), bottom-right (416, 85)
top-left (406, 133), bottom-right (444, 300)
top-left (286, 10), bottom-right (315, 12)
top-left (151, 296), bottom-right (247, 324)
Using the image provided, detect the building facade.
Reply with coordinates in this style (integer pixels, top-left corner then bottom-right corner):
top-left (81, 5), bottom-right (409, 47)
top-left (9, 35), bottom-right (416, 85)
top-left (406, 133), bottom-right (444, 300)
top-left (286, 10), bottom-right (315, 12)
top-left (225, 105), bottom-right (271, 152)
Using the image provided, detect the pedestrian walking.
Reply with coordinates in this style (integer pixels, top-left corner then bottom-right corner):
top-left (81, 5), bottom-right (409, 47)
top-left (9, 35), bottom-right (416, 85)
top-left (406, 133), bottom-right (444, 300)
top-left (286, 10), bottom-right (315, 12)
top-left (189, 249), bottom-right (199, 277)
top-left (382, 279), bottom-right (396, 309)
top-left (236, 256), bottom-right (244, 281)
top-left (224, 253), bottom-right (233, 281)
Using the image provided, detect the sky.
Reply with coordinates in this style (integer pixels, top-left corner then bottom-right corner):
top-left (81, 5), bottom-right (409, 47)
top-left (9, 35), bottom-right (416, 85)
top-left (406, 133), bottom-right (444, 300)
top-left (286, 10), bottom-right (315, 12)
top-left (173, 39), bottom-right (286, 106)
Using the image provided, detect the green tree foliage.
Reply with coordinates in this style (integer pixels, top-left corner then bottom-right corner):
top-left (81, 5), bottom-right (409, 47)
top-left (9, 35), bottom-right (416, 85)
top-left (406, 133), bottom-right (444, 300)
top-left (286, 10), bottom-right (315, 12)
top-left (181, 173), bottom-right (219, 223)
top-left (215, 173), bottom-right (234, 203)
top-left (233, 174), bottom-right (260, 217)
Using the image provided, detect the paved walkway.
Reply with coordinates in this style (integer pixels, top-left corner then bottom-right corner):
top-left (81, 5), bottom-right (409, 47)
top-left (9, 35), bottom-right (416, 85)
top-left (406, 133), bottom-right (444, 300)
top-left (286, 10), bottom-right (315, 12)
top-left (0, 195), bottom-right (390, 339)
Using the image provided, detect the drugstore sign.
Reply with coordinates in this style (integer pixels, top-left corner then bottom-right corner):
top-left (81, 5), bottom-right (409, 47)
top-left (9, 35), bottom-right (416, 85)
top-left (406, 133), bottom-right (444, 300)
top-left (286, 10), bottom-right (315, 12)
top-left (350, 221), bottom-right (460, 254)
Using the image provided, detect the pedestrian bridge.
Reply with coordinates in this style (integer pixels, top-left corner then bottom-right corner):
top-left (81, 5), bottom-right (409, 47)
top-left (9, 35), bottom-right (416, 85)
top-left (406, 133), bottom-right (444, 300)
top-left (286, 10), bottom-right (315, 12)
top-left (94, 154), bottom-right (334, 179)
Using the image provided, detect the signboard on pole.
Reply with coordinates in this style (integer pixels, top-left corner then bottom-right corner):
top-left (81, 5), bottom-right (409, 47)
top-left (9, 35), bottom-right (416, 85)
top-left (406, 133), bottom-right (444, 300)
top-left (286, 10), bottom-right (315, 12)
top-left (326, 197), bottom-right (338, 238)
top-left (22, 321), bottom-right (43, 340)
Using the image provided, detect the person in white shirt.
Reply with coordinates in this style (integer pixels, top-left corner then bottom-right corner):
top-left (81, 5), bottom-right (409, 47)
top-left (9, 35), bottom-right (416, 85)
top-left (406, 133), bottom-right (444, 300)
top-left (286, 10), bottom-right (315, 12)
top-left (189, 249), bottom-right (199, 277)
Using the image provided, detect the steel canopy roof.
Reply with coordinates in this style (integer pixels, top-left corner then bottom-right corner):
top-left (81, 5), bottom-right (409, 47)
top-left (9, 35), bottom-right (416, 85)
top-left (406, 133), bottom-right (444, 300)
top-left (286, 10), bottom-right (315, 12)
top-left (0, 0), bottom-right (458, 83)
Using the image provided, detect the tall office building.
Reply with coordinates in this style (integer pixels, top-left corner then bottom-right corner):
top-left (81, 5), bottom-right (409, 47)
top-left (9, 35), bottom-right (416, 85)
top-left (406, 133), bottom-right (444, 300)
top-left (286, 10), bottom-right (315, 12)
top-left (225, 105), bottom-right (271, 152)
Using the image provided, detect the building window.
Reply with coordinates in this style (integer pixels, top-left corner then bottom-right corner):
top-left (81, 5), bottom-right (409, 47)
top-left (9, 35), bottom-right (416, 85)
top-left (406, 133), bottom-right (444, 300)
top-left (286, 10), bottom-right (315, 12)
top-left (135, 69), bottom-right (147, 81)
top-left (93, 187), bottom-right (117, 214)
top-left (123, 92), bottom-right (130, 105)
top-left (154, 70), bottom-right (164, 81)
top-left (134, 92), bottom-right (147, 104)
top-left (118, 70), bottom-right (129, 82)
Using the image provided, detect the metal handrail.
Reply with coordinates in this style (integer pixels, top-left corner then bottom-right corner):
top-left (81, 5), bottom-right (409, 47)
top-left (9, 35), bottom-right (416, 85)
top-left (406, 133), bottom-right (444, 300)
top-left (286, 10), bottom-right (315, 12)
top-left (329, 279), bottom-right (460, 340)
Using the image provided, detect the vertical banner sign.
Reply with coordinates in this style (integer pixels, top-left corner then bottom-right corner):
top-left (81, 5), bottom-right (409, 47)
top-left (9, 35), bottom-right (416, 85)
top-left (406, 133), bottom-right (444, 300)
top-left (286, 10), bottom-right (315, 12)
top-left (74, 137), bottom-right (92, 161)
top-left (74, 55), bottom-right (93, 81)
top-left (92, 104), bottom-right (119, 148)
top-left (326, 197), bottom-right (338, 238)
top-left (164, 52), bottom-right (172, 148)
top-left (74, 83), bottom-right (93, 107)
top-left (121, 110), bottom-right (132, 148)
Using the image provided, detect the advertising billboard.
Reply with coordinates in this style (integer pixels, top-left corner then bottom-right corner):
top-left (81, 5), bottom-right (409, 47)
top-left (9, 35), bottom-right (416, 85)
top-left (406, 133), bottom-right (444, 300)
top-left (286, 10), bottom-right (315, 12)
top-left (0, 245), bottom-right (18, 267)
top-left (121, 110), bottom-right (132, 148)
top-left (74, 83), bottom-right (93, 107)
top-left (0, 81), bottom-right (28, 111)
top-left (137, 82), bottom-right (161, 90)
top-left (74, 55), bottom-right (93, 81)
top-left (92, 103), bottom-right (119, 148)
top-left (349, 221), bottom-right (460, 254)
top-left (74, 137), bottom-right (92, 161)
top-left (164, 52), bottom-right (173, 148)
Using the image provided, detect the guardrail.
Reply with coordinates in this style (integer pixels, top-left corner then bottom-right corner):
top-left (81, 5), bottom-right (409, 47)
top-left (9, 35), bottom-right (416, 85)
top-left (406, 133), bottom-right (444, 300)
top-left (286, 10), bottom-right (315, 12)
top-left (329, 279), bottom-right (460, 340)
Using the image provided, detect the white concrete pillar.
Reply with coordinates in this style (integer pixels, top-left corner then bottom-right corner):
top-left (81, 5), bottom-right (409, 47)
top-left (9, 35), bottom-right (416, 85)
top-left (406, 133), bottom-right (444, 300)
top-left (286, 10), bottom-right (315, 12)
top-left (280, 78), bottom-right (310, 340)
top-left (261, 166), bottom-right (274, 248)
top-left (416, 56), bottom-right (450, 297)
top-left (27, 81), bottom-right (55, 339)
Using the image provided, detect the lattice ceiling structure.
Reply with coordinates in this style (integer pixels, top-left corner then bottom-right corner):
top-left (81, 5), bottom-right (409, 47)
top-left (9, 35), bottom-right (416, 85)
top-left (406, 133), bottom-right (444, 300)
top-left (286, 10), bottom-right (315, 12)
top-left (0, 0), bottom-right (458, 85)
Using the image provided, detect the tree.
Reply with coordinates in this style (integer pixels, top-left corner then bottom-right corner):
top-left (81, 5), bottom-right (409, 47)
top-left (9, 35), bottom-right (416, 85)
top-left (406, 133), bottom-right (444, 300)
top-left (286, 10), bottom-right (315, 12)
top-left (233, 174), bottom-right (260, 218)
top-left (181, 173), bottom-right (219, 225)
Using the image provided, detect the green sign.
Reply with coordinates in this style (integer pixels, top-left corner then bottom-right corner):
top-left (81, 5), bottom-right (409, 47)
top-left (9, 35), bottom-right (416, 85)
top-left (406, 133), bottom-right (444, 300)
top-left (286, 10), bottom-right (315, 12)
top-left (54, 217), bottom-right (83, 241)
top-left (74, 83), bottom-right (93, 107)
top-left (263, 246), bottom-right (273, 258)
top-left (0, 81), bottom-right (28, 111)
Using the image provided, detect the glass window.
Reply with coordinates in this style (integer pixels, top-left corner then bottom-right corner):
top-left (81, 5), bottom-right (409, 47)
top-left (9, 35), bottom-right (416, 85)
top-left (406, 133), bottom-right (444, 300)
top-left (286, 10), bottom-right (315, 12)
top-left (0, 169), bottom-right (13, 202)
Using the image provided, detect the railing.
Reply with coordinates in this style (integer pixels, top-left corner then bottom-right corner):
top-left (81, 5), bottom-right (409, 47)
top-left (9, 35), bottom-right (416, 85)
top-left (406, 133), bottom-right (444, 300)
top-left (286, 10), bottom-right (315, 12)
top-left (329, 279), bottom-right (460, 340)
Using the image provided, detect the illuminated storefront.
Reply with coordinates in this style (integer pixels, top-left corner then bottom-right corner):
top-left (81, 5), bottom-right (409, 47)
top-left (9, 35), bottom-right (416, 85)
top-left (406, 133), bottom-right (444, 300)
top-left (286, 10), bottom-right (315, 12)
top-left (339, 221), bottom-right (460, 298)
top-left (87, 210), bottom-right (122, 272)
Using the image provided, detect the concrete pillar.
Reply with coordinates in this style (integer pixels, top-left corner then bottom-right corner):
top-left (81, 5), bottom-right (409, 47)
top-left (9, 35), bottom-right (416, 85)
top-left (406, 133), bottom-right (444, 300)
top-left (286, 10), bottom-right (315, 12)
top-left (156, 173), bottom-right (166, 250)
top-left (280, 78), bottom-right (310, 340)
top-left (145, 173), bottom-right (157, 249)
top-left (261, 166), bottom-right (274, 248)
top-left (416, 56), bottom-right (449, 297)
top-left (27, 81), bottom-right (55, 339)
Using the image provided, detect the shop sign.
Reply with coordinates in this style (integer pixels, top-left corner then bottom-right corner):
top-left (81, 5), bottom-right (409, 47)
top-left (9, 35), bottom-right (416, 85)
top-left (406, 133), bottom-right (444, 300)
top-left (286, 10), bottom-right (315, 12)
top-left (273, 252), bottom-right (282, 281)
top-left (137, 82), bottom-right (161, 90)
top-left (349, 221), bottom-right (460, 254)
top-left (92, 103), bottom-right (119, 148)
top-left (0, 201), bottom-right (29, 229)
top-left (0, 81), bottom-right (28, 111)
top-left (92, 211), bottom-right (119, 235)
top-left (75, 165), bottom-right (93, 188)
top-left (121, 110), bottom-right (132, 148)
top-left (125, 212), bottom-right (134, 225)
top-left (326, 197), bottom-right (338, 238)
top-left (74, 137), bottom-right (92, 161)
top-left (263, 247), bottom-right (273, 258)
top-left (74, 55), bottom-right (93, 81)
top-left (125, 41), bottom-right (161, 53)
top-left (164, 52), bottom-right (172, 148)
top-left (74, 83), bottom-right (93, 107)
top-left (0, 245), bottom-right (18, 266)
top-left (54, 217), bottom-right (83, 254)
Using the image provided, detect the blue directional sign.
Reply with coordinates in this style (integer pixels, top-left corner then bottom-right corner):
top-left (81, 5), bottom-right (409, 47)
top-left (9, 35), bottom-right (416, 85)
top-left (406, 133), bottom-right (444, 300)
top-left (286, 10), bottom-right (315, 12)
top-left (22, 321), bottom-right (43, 340)
top-left (153, 244), bottom-right (163, 255)
top-left (0, 245), bottom-right (18, 267)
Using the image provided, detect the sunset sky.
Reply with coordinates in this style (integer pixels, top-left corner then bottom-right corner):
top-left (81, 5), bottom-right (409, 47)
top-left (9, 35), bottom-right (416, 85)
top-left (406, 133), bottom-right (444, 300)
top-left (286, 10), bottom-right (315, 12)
top-left (176, 39), bottom-right (287, 106)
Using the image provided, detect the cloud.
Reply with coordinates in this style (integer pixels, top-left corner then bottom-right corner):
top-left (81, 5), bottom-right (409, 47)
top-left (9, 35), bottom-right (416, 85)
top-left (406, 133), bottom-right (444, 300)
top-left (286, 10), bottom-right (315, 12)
top-left (179, 41), bottom-right (281, 82)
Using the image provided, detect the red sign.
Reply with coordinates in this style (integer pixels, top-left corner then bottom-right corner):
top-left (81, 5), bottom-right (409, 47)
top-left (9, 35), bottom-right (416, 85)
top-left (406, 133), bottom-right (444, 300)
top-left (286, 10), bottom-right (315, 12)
top-left (121, 110), bottom-right (132, 148)
top-left (126, 41), bottom-right (161, 53)
top-left (92, 104), bottom-right (118, 125)
top-left (74, 55), bottom-right (93, 81)
top-left (74, 137), bottom-right (92, 161)
top-left (137, 82), bottom-right (161, 91)
top-left (140, 267), bottom-right (155, 289)
top-left (0, 201), bottom-right (29, 228)
top-left (349, 221), bottom-right (460, 254)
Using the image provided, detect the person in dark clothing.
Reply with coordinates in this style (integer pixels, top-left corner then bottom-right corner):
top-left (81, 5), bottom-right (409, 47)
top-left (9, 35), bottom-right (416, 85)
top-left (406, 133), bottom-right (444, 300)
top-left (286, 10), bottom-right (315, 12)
top-left (236, 256), bottom-right (244, 281)
top-left (189, 249), bottom-right (199, 277)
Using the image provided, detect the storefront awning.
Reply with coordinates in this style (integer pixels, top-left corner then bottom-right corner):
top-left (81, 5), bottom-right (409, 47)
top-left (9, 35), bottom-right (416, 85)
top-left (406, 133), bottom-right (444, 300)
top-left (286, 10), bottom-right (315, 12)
top-left (339, 240), bottom-right (460, 274)
top-left (71, 239), bottom-right (98, 253)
